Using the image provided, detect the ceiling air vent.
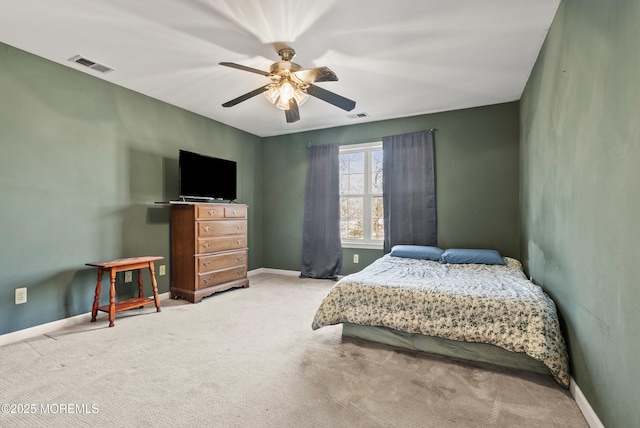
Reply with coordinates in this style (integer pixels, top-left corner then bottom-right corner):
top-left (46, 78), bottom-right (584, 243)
top-left (348, 112), bottom-right (369, 119)
top-left (68, 55), bottom-right (114, 74)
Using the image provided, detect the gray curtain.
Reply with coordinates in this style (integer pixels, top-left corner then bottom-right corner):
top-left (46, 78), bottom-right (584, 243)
top-left (383, 130), bottom-right (437, 253)
top-left (300, 144), bottom-right (341, 279)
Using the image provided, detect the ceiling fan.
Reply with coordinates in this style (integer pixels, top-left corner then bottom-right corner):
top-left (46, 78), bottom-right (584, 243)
top-left (220, 47), bottom-right (356, 123)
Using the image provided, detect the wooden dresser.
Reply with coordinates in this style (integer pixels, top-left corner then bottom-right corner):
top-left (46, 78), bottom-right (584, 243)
top-left (170, 202), bottom-right (249, 303)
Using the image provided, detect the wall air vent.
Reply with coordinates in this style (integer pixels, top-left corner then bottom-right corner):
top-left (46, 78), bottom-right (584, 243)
top-left (68, 55), bottom-right (114, 74)
top-left (347, 112), bottom-right (369, 119)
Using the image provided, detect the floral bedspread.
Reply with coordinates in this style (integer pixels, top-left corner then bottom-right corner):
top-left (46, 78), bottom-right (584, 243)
top-left (311, 255), bottom-right (570, 387)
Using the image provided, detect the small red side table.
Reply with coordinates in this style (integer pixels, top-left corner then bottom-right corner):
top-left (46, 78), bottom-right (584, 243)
top-left (86, 256), bottom-right (163, 327)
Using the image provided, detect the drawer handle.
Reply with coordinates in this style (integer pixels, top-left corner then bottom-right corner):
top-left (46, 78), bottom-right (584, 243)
top-left (236, 240), bottom-right (243, 245)
top-left (203, 243), bottom-right (211, 249)
top-left (203, 226), bottom-right (211, 232)
top-left (237, 256), bottom-right (244, 261)
top-left (203, 261), bottom-right (211, 267)
top-left (233, 210), bottom-right (239, 215)
top-left (203, 277), bottom-right (212, 283)
top-left (236, 270), bottom-right (244, 275)
top-left (236, 225), bottom-right (243, 230)
top-left (208, 210), bottom-right (216, 215)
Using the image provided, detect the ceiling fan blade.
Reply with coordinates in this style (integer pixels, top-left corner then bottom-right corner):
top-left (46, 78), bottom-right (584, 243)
top-left (285, 98), bottom-right (300, 123)
top-left (306, 84), bottom-right (356, 111)
top-left (294, 66), bottom-right (338, 83)
top-left (219, 62), bottom-right (271, 77)
top-left (222, 85), bottom-right (271, 107)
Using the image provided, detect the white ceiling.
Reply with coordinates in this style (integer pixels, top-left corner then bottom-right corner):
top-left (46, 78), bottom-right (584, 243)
top-left (1, 0), bottom-right (560, 137)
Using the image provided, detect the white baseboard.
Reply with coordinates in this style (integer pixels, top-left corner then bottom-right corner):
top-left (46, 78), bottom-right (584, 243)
top-left (0, 292), bottom-right (171, 348)
top-left (0, 312), bottom-right (91, 348)
top-left (570, 377), bottom-right (604, 428)
top-left (248, 268), bottom-right (345, 280)
top-left (248, 268), bottom-right (300, 277)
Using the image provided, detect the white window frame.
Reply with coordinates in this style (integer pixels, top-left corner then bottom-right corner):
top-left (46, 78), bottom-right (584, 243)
top-left (339, 141), bottom-right (383, 250)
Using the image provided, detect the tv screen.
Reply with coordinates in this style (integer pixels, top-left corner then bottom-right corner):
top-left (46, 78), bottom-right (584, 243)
top-left (179, 150), bottom-right (237, 201)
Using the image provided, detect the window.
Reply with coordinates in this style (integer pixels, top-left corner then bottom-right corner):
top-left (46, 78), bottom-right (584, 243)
top-left (339, 142), bottom-right (383, 249)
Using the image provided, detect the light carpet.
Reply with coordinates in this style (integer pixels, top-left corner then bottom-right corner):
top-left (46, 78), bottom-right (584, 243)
top-left (0, 273), bottom-right (587, 427)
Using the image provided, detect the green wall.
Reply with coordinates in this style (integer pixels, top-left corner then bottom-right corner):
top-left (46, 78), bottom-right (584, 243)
top-left (262, 102), bottom-right (521, 275)
top-left (0, 43), bottom-right (263, 335)
top-left (520, 1), bottom-right (640, 426)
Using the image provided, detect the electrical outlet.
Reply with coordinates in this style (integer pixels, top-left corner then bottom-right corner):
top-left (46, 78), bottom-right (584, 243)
top-left (159, 265), bottom-right (166, 276)
top-left (15, 287), bottom-right (27, 305)
top-left (125, 271), bottom-right (133, 283)
top-left (353, 254), bottom-right (359, 264)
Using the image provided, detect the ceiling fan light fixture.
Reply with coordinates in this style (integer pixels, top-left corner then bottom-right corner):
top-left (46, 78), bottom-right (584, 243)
top-left (222, 45), bottom-right (355, 121)
top-left (293, 88), bottom-right (309, 106)
top-left (264, 85), bottom-right (280, 104)
top-left (279, 81), bottom-right (295, 102)
top-left (266, 81), bottom-right (309, 110)
top-left (276, 96), bottom-right (290, 110)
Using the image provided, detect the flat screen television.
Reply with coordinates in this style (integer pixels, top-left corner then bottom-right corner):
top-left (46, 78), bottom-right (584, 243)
top-left (179, 150), bottom-right (237, 201)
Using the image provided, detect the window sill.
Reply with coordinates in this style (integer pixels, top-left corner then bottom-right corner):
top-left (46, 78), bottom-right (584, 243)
top-left (341, 241), bottom-right (384, 250)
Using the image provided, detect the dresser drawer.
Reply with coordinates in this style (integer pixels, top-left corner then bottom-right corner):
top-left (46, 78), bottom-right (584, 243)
top-left (197, 236), bottom-right (247, 254)
top-left (198, 266), bottom-right (247, 289)
top-left (225, 205), bottom-right (247, 218)
top-left (198, 220), bottom-right (246, 237)
top-left (197, 250), bottom-right (247, 273)
top-left (196, 205), bottom-right (225, 220)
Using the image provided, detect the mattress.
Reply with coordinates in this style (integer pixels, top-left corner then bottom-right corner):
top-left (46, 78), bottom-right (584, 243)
top-left (312, 255), bottom-right (570, 387)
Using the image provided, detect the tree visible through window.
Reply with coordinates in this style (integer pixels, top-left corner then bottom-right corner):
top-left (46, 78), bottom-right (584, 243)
top-left (339, 142), bottom-right (383, 247)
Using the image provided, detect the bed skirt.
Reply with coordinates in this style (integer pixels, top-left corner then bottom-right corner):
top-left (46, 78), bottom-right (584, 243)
top-left (342, 323), bottom-right (552, 376)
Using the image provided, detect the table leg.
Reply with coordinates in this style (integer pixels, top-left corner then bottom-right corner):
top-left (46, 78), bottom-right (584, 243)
top-left (137, 269), bottom-right (144, 298)
top-left (137, 268), bottom-right (145, 308)
top-left (91, 267), bottom-right (103, 322)
top-left (149, 262), bottom-right (161, 313)
top-left (108, 268), bottom-right (116, 327)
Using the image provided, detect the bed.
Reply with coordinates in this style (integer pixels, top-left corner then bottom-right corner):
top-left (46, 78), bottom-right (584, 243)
top-left (311, 251), bottom-right (570, 388)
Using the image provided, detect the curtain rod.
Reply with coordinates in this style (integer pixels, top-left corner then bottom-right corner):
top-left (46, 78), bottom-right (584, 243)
top-left (306, 129), bottom-right (437, 148)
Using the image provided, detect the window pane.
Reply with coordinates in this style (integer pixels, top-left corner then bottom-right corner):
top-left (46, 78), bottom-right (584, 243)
top-left (347, 173), bottom-right (364, 194)
top-left (372, 196), bottom-right (384, 240)
top-left (371, 149), bottom-right (383, 194)
top-left (347, 152), bottom-right (364, 173)
top-left (372, 150), bottom-right (383, 168)
top-left (340, 152), bottom-right (364, 173)
top-left (339, 175), bottom-right (349, 194)
top-left (340, 197), bottom-right (348, 217)
top-left (342, 196), bottom-right (363, 239)
top-left (340, 220), bottom-right (349, 239)
top-left (340, 152), bottom-right (365, 195)
top-left (347, 196), bottom-right (363, 220)
top-left (348, 221), bottom-right (363, 238)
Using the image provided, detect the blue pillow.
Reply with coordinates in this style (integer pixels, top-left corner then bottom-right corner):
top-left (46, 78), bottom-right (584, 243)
top-left (390, 245), bottom-right (443, 261)
top-left (439, 248), bottom-right (505, 265)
